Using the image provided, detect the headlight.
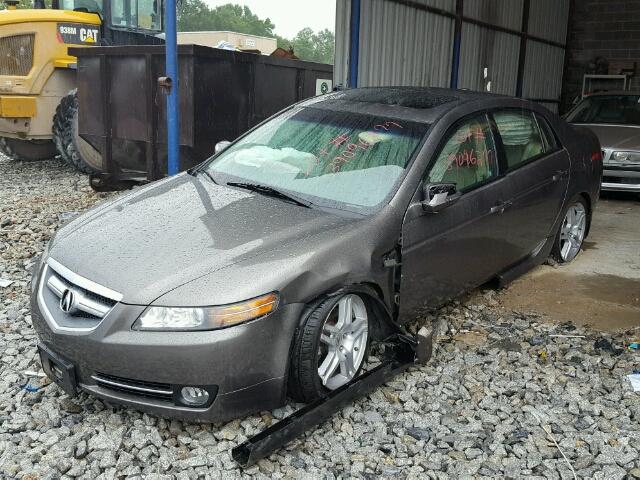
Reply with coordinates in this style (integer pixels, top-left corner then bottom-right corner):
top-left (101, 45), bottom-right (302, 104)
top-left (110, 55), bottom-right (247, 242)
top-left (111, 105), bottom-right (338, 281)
top-left (610, 151), bottom-right (640, 165)
top-left (132, 292), bottom-right (279, 331)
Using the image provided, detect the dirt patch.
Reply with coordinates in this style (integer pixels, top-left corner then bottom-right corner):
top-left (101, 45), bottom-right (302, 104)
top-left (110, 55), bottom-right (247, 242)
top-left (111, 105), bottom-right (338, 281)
top-left (498, 270), bottom-right (640, 331)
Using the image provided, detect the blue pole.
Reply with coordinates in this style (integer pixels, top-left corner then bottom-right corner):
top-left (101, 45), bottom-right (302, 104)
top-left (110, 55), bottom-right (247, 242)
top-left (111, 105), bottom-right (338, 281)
top-left (165, 0), bottom-right (179, 175)
top-left (348, 0), bottom-right (360, 88)
top-left (450, 0), bottom-right (463, 89)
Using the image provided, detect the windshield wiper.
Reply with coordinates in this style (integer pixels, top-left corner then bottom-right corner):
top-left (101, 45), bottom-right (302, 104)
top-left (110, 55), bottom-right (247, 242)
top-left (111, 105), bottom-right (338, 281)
top-left (226, 182), bottom-right (312, 208)
top-left (189, 168), bottom-right (218, 185)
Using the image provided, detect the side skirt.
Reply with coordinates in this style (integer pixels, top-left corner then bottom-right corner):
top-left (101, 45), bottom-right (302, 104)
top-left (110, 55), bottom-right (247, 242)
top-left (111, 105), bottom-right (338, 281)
top-left (496, 236), bottom-right (555, 288)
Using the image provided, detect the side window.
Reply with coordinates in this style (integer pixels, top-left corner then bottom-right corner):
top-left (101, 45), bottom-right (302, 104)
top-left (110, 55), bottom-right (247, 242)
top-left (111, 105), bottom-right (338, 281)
top-left (493, 110), bottom-right (545, 169)
top-left (534, 113), bottom-right (560, 152)
top-left (427, 115), bottom-right (498, 192)
top-left (110, 0), bottom-right (161, 31)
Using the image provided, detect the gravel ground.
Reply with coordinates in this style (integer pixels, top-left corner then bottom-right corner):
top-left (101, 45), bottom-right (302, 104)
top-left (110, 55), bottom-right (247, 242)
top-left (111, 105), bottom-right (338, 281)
top-left (1, 154), bottom-right (639, 479)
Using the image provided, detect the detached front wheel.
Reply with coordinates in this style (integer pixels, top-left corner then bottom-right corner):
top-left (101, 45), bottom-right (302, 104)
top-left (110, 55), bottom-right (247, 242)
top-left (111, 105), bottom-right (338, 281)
top-left (289, 293), bottom-right (370, 403)
top-left (552, 197), bottom-right (588, 263)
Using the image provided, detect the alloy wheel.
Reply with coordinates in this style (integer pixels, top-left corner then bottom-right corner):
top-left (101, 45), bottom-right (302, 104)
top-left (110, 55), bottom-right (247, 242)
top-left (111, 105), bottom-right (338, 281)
top-left (559, 202), bottom-right (587, 262)
top-left (317, 294), bottom-right (368, 390)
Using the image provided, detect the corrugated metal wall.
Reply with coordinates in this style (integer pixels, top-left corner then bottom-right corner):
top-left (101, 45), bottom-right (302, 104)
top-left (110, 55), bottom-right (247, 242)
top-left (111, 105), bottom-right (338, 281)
top-left (528, 0), bottom-right (570, 44)
top-left (458, 24), bottom-right (520, 96)
top-left (522, 41), bottom-right (565, 113)
top-left (333, 0), bottom-right (351, 87)
top-left (357, 0), bottom-right (454, 88)
top-left (334, 0), bottom-right (570, 109)
top-left (463, 0), bottom-right (523, 30)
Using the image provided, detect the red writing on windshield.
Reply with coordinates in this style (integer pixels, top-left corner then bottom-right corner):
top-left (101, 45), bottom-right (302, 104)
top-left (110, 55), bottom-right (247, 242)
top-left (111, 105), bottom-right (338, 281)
top-left (313, 120), bottom-right (404, 174)
top-left (374, 120), bottom-right (403, 131)
top-left (330, 133), bottom-right (350, 147)
top-left (331, 138), bottom-right (372, 172)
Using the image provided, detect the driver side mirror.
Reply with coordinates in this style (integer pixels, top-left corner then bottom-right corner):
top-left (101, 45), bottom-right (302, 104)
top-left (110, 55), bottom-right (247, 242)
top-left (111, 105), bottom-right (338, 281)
top-left (214, 140), bottom-right (231, 154)
top-left (422, 182), bottom-right (460, 213)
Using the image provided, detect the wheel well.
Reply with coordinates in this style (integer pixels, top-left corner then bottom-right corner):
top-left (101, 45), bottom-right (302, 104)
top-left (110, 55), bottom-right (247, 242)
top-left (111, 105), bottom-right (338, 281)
top-left (357, 282), bottom-right (399, 340)
top-left (296, 283), bottom-right (399, 340)
top-left (283, 282), bottom-right (398, 400)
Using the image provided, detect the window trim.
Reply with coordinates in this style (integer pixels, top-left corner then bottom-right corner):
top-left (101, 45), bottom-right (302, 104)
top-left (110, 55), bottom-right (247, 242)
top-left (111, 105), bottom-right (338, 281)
top-left (424, 111), bottom-right (501, 195)
top-left (534, 112), bottom-right (563, 154)
top-left (489, 108), bottom-right (563, 175)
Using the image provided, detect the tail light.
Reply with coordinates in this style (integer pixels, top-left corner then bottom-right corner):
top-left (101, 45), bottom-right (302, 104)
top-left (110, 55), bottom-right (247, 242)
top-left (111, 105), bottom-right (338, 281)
top-left (591, 151), bottom-right (602, 162)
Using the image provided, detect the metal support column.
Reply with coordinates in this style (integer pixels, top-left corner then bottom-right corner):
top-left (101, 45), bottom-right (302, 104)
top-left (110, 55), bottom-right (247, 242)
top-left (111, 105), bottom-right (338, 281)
top-left (165, 0), bottom-right (180, 175)
top-left (450, 0), bottom-right (463, 89)
top-left (348, 0), bottom-right (361, 88)
top-left (515, 0), bottom-right (530, 98)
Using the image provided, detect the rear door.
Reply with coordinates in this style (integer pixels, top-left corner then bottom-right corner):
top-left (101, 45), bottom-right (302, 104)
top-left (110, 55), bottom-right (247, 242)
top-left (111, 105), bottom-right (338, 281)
top-left (491, 110), bottom-right (570, 258)
top-left (399, 113), bottom-right (515, 318)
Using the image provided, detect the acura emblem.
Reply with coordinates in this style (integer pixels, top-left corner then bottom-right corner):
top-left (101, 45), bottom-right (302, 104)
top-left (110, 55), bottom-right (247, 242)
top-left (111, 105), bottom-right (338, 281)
top-left (60, 288), bottom-right (77, 314)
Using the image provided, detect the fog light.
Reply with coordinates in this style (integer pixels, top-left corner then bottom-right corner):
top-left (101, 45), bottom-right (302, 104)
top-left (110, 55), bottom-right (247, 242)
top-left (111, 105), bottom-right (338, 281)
top-left (180, 386), bottom-right (210, 406)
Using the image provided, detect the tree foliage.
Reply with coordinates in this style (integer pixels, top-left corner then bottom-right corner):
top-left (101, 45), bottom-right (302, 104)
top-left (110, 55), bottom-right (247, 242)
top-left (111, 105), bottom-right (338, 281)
top-left (178, 1), bottom-right (334, 64)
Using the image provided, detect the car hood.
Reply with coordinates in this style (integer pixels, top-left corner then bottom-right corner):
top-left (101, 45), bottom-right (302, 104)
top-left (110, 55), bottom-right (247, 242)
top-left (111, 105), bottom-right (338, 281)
top-left (49, 174), bottom-right (355, 305)
top-left (577, 124), bottom-right (640, 151)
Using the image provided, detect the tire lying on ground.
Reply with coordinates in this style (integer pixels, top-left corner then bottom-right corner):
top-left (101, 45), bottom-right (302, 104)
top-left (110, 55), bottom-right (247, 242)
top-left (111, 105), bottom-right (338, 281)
top-left (0, 137), bottom-right (57, 161)
top-left (53, 89), bottom-right (103, 174)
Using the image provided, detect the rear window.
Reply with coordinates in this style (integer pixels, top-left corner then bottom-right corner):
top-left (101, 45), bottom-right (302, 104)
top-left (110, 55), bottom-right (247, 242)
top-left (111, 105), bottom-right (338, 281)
top-left (566, 95), bottom-right (640, 126)
top-left (493, 110), bottom-right (545, 169)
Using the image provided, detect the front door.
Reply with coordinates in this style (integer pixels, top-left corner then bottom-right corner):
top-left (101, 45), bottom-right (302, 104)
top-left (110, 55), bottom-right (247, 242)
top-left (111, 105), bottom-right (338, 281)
top-left (399, 113), bottom-right (514, 320)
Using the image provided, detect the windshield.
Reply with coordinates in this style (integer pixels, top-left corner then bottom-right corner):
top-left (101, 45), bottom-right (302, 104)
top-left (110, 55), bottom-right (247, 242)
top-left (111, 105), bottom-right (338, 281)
top-left (566, 95), bottom-right (640, 126)
top-left (206, 107), bottom-right (429, 214)
top-left (110, 0), bottom-right (162, 31)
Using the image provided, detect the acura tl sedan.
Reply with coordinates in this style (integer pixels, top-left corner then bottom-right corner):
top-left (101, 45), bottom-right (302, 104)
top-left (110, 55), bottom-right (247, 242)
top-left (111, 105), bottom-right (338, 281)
top-left (565, 92), bottom-right (640, 193)
top-left (32, 87), bottom-right (602, 422)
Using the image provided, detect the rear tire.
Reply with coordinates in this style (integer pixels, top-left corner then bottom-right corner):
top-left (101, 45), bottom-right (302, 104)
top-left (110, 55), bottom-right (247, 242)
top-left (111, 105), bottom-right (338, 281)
top-left (551, 196), bottom-right (589, 263)
top-left (53, 89), bottom-right (103, 174)
top-left (289, 293), bottom-right (370, 403)
top-left (0, 137), bottom-right (57, 161)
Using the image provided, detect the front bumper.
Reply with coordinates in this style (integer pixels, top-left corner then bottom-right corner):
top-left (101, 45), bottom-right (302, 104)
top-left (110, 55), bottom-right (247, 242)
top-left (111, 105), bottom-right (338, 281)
top-left (602, 166), bottom-right (640, 192)
top-left (31, 260), bottom-right (304, 422)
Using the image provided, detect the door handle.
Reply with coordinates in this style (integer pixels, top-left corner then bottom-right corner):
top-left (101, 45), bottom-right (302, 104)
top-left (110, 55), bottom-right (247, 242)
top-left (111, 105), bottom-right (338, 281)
top-left (552, 169), bottom-right (568, 182)
top-left (490, 200), bottom-right (512, 214)
top-left (490, 202), bottom-right (505, 214)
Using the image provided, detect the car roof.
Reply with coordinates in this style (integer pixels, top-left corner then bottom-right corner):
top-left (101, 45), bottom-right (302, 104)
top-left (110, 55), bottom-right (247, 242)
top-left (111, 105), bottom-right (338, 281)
top-left (299, 86), bottom-right (529, 124)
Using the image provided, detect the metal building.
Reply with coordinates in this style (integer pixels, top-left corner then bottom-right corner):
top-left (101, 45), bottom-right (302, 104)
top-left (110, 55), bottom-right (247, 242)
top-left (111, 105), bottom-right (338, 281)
top-left (334, 0), bottom-right (570, 113)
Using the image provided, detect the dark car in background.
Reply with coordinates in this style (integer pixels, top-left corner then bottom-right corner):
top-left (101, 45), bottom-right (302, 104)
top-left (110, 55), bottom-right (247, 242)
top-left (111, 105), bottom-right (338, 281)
top-left (31, 87), bottom-right (602, 422)
top-left (566, 92), bottom-right (640, 194)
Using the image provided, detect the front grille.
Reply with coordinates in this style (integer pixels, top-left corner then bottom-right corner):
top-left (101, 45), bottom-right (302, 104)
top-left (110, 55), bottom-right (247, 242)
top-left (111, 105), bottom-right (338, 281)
top-left (93, 373), bottom-right (174, 402)
top-left (47, 268), bottom-right (116, 321)
top-left (39, 262), bottom-right (120, 331)
top-left (603, 176), bottom-right (640, 185)
top-left (0, 34), bottom-right (35, 76)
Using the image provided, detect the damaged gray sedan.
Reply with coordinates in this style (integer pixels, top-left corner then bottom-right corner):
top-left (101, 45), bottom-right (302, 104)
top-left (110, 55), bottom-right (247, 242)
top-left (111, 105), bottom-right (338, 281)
top-left (31, 87), bottom-right (602, 422)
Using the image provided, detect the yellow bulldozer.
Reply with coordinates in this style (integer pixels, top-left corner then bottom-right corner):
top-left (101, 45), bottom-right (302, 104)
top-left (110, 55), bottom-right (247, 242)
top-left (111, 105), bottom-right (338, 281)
top-left (0, 0), bottom-right (163, 172)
